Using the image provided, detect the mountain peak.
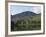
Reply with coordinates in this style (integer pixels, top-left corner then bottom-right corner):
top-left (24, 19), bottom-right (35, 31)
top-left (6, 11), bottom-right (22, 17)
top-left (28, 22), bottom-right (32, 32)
top-left (11, 11), bottom-right (37, 18)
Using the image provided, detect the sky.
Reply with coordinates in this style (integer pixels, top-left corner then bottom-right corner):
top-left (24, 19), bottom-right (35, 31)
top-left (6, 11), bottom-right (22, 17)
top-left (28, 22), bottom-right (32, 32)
top-left (10, 5), bottom-right (41, 15)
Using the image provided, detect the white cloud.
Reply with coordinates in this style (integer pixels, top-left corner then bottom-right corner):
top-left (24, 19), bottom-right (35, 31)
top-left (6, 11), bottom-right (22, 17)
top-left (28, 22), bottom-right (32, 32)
top-left (32, 7), bottom-right (41, 14)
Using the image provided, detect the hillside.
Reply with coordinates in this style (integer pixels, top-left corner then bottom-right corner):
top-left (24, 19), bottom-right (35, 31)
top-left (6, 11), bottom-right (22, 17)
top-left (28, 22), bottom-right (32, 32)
top-left (11, 11), bottom-right (41, 31)
top-left (11, 11), bottom-right (37, 22)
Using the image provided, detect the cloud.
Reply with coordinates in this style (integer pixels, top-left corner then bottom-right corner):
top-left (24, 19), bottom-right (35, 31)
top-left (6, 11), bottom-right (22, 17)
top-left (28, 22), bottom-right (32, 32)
top-left (32, 7), bottom-right (41, 14)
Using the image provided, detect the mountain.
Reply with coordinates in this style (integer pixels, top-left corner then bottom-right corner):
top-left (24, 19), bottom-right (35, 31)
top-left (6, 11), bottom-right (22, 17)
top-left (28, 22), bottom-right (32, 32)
top-left (11, 11), bottom-right (38, 23)
top-left (11, 11), bottom-right (41, 31)
top-left (11, 11), bottom-right (36, 18)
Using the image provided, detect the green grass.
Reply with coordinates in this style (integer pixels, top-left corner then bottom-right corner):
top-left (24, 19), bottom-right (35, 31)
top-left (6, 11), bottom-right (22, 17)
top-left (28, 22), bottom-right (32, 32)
top-left (11, 15), bottom-right (41, 31)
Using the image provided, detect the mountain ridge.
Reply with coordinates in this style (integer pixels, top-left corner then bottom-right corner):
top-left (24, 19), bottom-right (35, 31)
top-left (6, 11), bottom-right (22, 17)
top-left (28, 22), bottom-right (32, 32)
top-left (11, 11), bottom-right (37, 18)
top-left (11, 11), bottom-right (41, 22)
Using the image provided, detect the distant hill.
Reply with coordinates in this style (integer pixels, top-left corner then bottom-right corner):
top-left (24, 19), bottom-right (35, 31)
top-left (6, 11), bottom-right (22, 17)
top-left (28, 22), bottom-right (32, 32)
top-left (11, 11), bottom-right (41, 31)
top-left (11, 11), bottom-right (40, 23)
top-left (11, 11), bottom-right (36, 18)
